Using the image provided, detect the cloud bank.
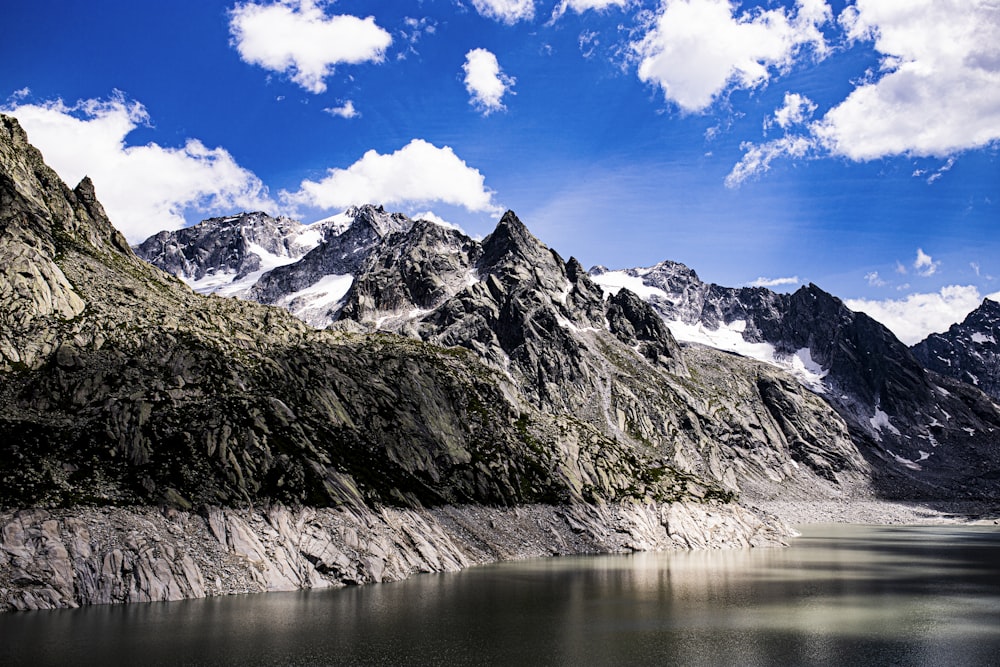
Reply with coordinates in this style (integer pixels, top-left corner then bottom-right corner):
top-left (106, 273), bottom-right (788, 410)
top-left (4, 94), bottom-right (274, 242)
top-left (228, 0), bottom-right (392, 94)
top-left (730, 0), bottom-right (1000, 185)
top-left (285, 139), bottom-right (501, 214)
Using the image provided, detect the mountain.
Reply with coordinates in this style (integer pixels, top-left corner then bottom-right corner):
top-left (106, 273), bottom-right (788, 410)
top-left (591, 263), bottom-right (1000, 500)
top-left (912, 298), bottom-right (1000, 401)
top-left (0, 114), bottom-right (789, 611)
top-left (136, 197), bottom-right (1000, 505)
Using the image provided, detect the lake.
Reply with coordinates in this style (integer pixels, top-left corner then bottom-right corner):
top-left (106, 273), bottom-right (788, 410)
top-left (2, 524), bottom-right (999, 666)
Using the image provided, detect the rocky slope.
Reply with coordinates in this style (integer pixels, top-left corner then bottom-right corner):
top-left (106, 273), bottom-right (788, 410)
top-left (912, 298), bottom-right (1000, 401)
top-left (2, 501), bottom-right (786, 611)
top-left (0, 114), bottom-right (790, 611)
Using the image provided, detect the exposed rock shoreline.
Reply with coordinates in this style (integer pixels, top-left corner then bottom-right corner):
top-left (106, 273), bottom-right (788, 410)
top-left (752, 499), bottom-right (1000, 526)
top-left (1, 500), bottom-right (789, 612)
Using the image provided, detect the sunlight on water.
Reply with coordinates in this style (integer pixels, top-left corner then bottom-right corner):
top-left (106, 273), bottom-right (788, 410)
top-left (2, 525), bottom-right (999, 666)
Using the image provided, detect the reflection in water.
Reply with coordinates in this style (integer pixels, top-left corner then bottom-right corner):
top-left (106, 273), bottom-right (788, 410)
top-left (2, 525), bottom-right (999, 666)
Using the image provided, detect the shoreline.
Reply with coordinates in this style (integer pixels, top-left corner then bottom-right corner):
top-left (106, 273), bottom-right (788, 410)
top-left (752, 499), bottom-right (1000, 527)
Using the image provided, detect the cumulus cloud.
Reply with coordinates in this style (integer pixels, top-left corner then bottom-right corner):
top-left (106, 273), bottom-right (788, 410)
top-left (846, 285), bottom-right (988, 345)
top-left (228, 0), bottom-right (391, 94)
top-left (471, 0), bottom-right (535, 24)
top-left (749, 275), bottom-right (800, 288)
top-left (284, 139), bottom-right (500, 214)
top-left (630, 0), bottom-right (831, 113)
top-left (813, 0), bottom-right (1000, 160)
top-left (324, 101), bottom-right (358, 119)
top-left (766, 92), bottom-right (817, 130)
top-left (4, 94), bottom-right (274, 242)
top-left (553, 0), bottom-right (629, 19)
top-left (462, 48), bottom-right (516, 115)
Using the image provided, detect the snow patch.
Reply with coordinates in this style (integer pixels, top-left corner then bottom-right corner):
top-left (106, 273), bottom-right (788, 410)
top-left (888, 450), bottom-right (922, 471)
top-left (971, 332), bottom-right (995, 344)
top-left (279, 273), bottom-right (355, 312)
top-left (667, 319), bottom-right (828, 392)
top-left (869, 408), bottom-right (901, 441)
top-left (917, 450), bottom-right (932, 461)
top-left (590, 271), bottom-right (669, 301)
top-left (310, 210), bottom-right (355, 235)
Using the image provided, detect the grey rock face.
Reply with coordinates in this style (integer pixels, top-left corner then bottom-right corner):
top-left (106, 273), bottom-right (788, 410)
top-left (336, 212), bottom-right (869, 502)
top-left (912, 299), bottom-right (1000, 400)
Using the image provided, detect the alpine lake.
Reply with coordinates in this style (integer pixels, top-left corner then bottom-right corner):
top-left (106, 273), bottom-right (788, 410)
top-left (2, 524), bottom-right (999, 666)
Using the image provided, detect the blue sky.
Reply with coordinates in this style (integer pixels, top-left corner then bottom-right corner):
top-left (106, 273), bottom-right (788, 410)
top-left (3, 0), bottom-right (999, 343)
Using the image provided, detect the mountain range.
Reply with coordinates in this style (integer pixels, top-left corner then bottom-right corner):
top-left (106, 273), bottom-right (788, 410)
top-left (2, 112), bottom-right (998, 611)
top-left (136, 202), bottom-right (1000, 502)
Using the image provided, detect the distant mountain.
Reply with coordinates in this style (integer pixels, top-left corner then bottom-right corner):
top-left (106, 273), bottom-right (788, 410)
top-left (912, 298), bottom-right (1000, 401)
top-left (590, 263), bottom-right (1000, 500)
top-left (135, 205), bottom-right (424, 328)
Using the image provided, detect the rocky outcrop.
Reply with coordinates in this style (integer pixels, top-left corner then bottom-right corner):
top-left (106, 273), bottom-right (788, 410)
top-left (1, 500), bottom-right (790, 612)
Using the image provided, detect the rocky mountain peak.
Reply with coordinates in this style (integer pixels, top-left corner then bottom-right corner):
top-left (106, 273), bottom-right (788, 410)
top-left (479, 210), bottom-right (556, 275)
top-left (911, 297), bottom-right (1000, 400)
top-left (346, 204), bottom-right (411, 238)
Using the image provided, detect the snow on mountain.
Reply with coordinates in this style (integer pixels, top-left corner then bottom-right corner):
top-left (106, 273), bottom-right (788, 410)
top-left (135, 205), bottom-right (411, 327)
top-left (590, 265), bottom-right (828, 391)
top-left (133, 211), bottom-right (331, 298)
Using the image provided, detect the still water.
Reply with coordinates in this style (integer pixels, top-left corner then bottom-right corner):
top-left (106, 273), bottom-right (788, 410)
top-left (2, 525), bottom-right (999, 666)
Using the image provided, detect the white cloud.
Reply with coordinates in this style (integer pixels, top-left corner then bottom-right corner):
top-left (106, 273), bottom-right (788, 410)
top-left (284, 139), bottom-right (501, 214)
top-left (866, 271), bottom-right (887, 287)
top-left (749, 275), bottom-right (800, 288)
top-left (725, 134), bottom-right (813, 186)
top-left (767, 92), bottom-right (817, 130)
top-left (630, 0), bottom-right (831, 113)
top-left (846, 285), bottom-right (987, 345)
top-left (228, 0), bottom-right (392, 94)
top-left (471, 0), bottom-right (535, 24)
top-left (729, 1), bottom-right (1000, 184)
top-left (553, 0), bottom-right (629, 20)
top-left (324, 101), bottom-right (359, 119)
top-left (411, 210), bottom-right (464, 231)
top-left (4, 94), bottom-right (274, 242)
top-left (462, 48), bottom-right (516, 115)
top-left (813, 0), bottom-right (1000, 160)
top-left (913, 248), bottom-right (940, 277)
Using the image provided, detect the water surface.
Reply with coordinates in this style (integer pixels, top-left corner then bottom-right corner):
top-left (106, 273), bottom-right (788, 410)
top-left (2, 525), bottom-right (999, 666)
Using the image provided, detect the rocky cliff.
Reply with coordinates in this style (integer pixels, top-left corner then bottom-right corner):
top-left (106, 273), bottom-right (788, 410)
top-left (0, 114), bottom-right (791, 611)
